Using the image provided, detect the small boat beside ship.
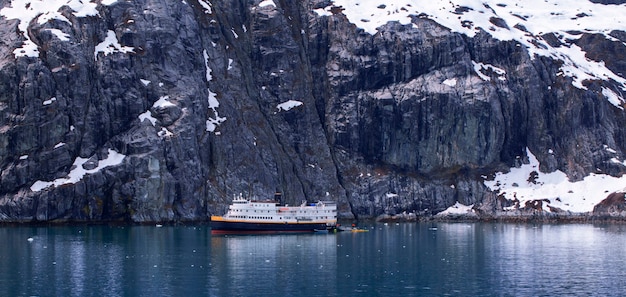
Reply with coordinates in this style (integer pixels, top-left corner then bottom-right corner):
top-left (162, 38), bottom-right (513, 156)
top-left (337, 224), bottom-right (370, 233)
top-left (210, 193), bottom-right (337, 234)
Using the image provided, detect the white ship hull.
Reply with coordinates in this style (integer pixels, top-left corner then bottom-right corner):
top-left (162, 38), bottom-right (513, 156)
top-left (211, 197), bottom-right (337, 234)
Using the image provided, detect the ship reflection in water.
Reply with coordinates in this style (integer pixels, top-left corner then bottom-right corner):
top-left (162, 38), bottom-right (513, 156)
top-left (209, 233), bottom-right (337, 296)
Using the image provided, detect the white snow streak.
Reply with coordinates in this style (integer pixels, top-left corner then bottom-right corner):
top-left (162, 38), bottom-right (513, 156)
top-left (442, 78), bottom-right (457, 87)
top-left (472, 61), bottom-right (506, 82)
top-left (602, 87), bottom-right (624, 110)
top-left (259, 0), bottom-right (277, 8)
top-left (203, 48), bottom-right (226, 133)
top-left (46, 29), bottom-right (70, 41)
top-left (437, 202), bottom-right (475, 216)
top-left (31, 149), bottom-right (125, 192)
top-left (138, 111), bottom-right (157, 126)
top-left (208, 90), bottom-right (219, 109)
top-left (276, 100), bottom-right (303, 111)
top-left (43, 97), bottom-right (57, 106)
top-left (197, 0), bottom-right (212, 14)
top-left (203, 50), bottom-right (213, 81)
top-left (94, 30), bottom-right (135, 61)
top-left (153, 96), bottom-right (176, 108)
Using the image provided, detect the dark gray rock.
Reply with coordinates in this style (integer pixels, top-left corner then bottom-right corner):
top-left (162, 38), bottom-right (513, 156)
top-left (0, 0), bottom-right (625, 223)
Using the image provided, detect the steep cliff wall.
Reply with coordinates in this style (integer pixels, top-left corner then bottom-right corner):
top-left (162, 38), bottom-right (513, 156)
top-left (0, 0), bottom-right (625, 223)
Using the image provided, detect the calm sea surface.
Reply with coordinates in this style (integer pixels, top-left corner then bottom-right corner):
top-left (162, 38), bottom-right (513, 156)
top-left (1, 222), bottom-right (625, 297)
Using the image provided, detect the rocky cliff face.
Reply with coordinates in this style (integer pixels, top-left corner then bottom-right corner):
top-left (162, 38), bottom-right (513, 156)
top-left (0, 0), bottom-right (625, 223)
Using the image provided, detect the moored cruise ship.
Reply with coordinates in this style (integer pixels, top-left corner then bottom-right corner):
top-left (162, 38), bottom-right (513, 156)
top-left (210, 194), bottom-right (337, 234)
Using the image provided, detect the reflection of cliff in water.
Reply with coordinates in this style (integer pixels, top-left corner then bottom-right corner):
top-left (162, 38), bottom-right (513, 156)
top-left (209, 234), bottom-right (337, 296)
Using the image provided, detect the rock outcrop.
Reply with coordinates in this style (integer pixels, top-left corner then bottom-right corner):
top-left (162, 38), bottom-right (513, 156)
top-left (593, 192), bottom-right (626, 219)
top-left (0, 0), bottom-right (625, 223)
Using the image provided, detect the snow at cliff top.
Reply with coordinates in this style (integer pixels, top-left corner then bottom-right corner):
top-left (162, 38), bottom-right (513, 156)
top-left (0, 0), bottom-right (118, 57)
top-left (316, 0), bottom-right (626, 100)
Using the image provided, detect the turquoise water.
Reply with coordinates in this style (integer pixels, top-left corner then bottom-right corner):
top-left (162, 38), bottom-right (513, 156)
top-left (1, 223), bottom-right (625, 296)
